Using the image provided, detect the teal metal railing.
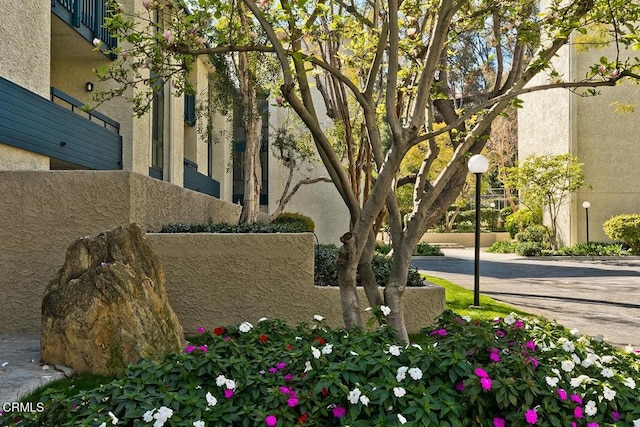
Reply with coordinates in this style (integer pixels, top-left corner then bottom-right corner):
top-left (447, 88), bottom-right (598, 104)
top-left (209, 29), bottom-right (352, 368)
top-left (51, 0), bottom-right (117, 51)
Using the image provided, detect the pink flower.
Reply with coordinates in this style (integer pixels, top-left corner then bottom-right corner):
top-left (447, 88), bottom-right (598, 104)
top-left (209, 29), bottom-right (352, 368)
top-left (587, 424), bottom-right (598, 427)
top-left (197, 327), bottom-right (205, 334)
top-left (184, 345), bottom-right (196, 353)
top-left (275, 96), bottom-right (284, 106)
top-left (612, 412), bottom-right (621, 421)
top-left (198, 345), bottom-right (208, 352)
top-left (528, 357), bottom-right (539, 368)
top-left (429, 328), bottom-right (447, 336)
top-left (276, 362), bottom-right (287, 370)
top-left (455, 382), bottom-right (465, 392)
top-left (496, 330), bottom-right (506, 338)
top-left (489, 348), bottom-right (501, 362)
top-left (142, 0), bottom-right (151, 9)
top-left (332, 406), bottom-right (346, 418)
top-left (163, 29), bottom-right (174, 44)
top-left (224, 389), bottom-right (234, 399)
top-left (557, 389), bottom-right (567, 400)
top-left (493, 417), bottom-right (506, 427)
top-left (92, 38), bottom-right (101, 47)
top-left (268, 367), bottom-right (278, 373)
top-left (480, 377), bottom-right (493, 390)
top-left (514, 320), bottom-right (524, 329)
top-left (571, 394), bottom-right (583, 404)
top-left (265, 415), bottom-right (277, 426)
top-left (525, 340), bottom-right (536, 351)
top-left (280, 386), bottom-right (291, 394)
top-left (524, 409), bottom-right (538, 424)
top-left (572, 423), bottom-right (577, 427)
top-left (287, 396), bottom-right (298, 407)
top-left (284, 374), bottom-right (294, 381)
top-left (475, 368), bottom-right (489, 378)
top-left (574, 406), bottom-right (583, 419)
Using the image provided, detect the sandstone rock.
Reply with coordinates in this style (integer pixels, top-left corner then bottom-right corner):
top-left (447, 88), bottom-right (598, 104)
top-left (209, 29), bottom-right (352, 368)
top-left (41, 224), bottom-right (184, 376)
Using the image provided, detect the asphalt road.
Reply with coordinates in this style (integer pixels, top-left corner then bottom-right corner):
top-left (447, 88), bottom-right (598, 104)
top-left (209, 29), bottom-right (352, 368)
top-left (411, 249), bottom-right (640, 348)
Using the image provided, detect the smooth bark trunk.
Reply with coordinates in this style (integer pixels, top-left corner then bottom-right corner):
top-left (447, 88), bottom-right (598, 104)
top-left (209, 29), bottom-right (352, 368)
top-left (337, 232), bottom-right (363, 328)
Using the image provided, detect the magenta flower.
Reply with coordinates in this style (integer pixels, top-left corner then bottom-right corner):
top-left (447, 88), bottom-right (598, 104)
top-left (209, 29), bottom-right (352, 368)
top-left (587, 424), bottom-right (598, 427)
top-left (528, 357), bottom-right (539, 368)
top-left (429, 328), bottom-right (447, 336)
top-left (514, 320), bottom-right (524, 329)
top-left (574, 406), bottom-right (583, 419)
top-left (284, 374), bottom-right (294, 381)
top-left (224, 389), bottom-right (234, 399)
top-left (525, 340), bottom-right (536, 351)
top-left (280, 386), bottom-right (291, 394)
top-left (268, 367), bottom-right (278, 374)
top-left (332, 406), bottom-right (346, 418)
top-left (276, 362), bottom-right (287, 370)
top-left (571, 423), bottom-right (577, 427)
top-left (557, 389), bottom-right (568, 400)
top-left (198, 345), bottom-right (208, 352)
top-left (524, 409), bottom-right (538, 424)
top-left (493, 417), bottom-right (506, 427)
top-left (612, 411), bottom-right (621, 421)
top-left (184, 345), bottom-right (196, 353)
top-left (455, 382), bottom-right (465, 392)
top-left (571, 394), bottom-right (583, 404)
top-left (489, 348), bottom-right (501, 362)
top-left (475, 368), bottom-right (489, 378)
top-left (480, 377), bottom-right (493, 390)
top-left (287, 396), bottom-right (299, 407)
top-left (265, 415), bottom-right (277, 426)
top-left (496, 330), bottom-right (506, 338)
top-left (197, 327), bottom-right (205, 334)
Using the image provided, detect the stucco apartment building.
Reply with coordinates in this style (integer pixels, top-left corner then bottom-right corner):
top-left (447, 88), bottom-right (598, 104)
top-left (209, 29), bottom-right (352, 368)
top-left (0, 0), bottom-right (347, 244)
top-left (518, 40), bottom-right (640, 246)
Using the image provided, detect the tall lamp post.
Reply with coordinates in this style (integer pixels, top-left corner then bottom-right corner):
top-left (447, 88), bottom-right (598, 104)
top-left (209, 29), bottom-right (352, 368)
top-left (468, 154), bottom-right (489, 308)
top-left (582, 201), bottom-right (591, 243)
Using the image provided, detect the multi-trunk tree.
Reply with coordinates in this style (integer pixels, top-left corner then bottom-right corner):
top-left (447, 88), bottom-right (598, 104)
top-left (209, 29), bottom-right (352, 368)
top-left (100, 0), bottom-right (640, 341)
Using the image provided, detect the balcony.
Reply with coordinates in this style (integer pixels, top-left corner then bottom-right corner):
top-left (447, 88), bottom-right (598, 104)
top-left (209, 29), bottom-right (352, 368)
top-left (0, 76), bottom-right (122, 170)
top-left (184, 159), bottom-right (220, 198)
top-left (51, 0), bottom-right (117, 51)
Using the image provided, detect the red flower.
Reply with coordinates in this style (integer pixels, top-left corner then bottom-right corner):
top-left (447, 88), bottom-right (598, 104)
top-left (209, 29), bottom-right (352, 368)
top-left (286, 344), bottom-right (294, 350)
top-left (213, 327), bottom-right (225, 336)
top-left (259, 334), bottom-right (269, 342)
top-left (298, 413), bottom-right (308, 425)
top-left (313, 337), bottom-right (326, 345)
top-left (321, 387), bottom-right (329, 396)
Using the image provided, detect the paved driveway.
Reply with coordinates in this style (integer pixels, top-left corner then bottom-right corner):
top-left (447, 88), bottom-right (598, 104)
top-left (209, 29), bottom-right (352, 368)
top-left (411, 249), bottom-right (640, 348)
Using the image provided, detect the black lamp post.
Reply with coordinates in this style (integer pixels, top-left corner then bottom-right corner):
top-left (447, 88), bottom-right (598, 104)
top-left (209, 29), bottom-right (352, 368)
top-left (468, 154), bottom-right (489, 308)
top-left (583, 201), bottom-right (591, 243)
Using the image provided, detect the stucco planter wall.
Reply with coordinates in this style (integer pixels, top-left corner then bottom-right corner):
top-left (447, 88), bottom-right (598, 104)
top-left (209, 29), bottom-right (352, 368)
top-left (148, 233), bottom-right (445, 335)
top-left (420, 232), bottom-right (511, 247)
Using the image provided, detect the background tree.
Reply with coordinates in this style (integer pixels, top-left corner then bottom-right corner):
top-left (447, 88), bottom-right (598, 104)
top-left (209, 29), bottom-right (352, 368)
top-left (100, 0), bottom-right (640, 341)
top-left (485, 108), bottom-right (519, 211)
top-left (505, 153), bottom-right (588, 249)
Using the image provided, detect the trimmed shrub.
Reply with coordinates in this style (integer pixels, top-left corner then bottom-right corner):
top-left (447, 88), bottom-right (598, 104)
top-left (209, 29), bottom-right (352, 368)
top-left (515, 242), bottom-right (543, 257)
top-left (413, 242), bottom-right (444, 256)
top-left (556, 242), bottom-right (629, 257)
top-left (504, 207), bottom-right (541, 238)
top-left (486, 241), bottom-right (518, 254)
top-left (515, 224), bottom-right (549, 245)
top-left (272, 212), bottom-right (315, 232)
top-left (161, 222), bottom-right (309, 233)
top-left (314, 244), bottom-right (424, 287)
top-left (603, 214), bottom-right (640, 254)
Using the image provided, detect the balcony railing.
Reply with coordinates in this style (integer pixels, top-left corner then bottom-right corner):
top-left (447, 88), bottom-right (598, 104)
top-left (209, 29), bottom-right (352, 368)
top-left (184, 159), bottom-right (220, 198)
top-left (51, 0), bottom-right (117, 51)
top-left (0, 76), bottom-right (122, 170)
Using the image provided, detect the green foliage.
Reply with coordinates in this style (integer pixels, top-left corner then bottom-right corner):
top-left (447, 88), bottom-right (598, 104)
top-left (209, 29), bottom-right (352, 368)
top-left (160, 222), bottom-right (309, 233)
top-left (515, 242), bottom-right (544, 257)
top-left (454, 208), bottom-right (502, 231)
top-left (603, 214), bottom-right (640, 254)
top-left (556, 242), bottom-right (630, 256)
top-left (504, 207), bottom-right (542, 238)
top-left (375, 243), bottom-right (392, 255)
top-left (413, 242), bottom-right (444, 256)
top-left (486, 241), bottom-right (519, 254)
top-left (515, 224), bottom-right (550, 246)
top-left (13, 314), bottom-right (640, 426)
top-left (314, 245), bottom-right (424, 287)
top-left (272, 212), bottom-right (315, 232)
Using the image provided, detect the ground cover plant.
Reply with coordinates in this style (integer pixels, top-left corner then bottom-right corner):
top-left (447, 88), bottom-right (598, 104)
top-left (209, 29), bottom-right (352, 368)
top-left (5, 311), bottom-right (640, 427)
top-left (486, 241), bottom-right (631, 257)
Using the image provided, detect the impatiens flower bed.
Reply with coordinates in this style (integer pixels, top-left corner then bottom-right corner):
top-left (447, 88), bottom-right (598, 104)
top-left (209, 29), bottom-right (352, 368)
top-left (3, 311), bottom-right (640, 426)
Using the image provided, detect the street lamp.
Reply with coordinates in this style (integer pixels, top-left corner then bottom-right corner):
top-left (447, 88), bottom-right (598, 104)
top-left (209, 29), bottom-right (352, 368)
top-left (468, 154), bottom-right (489, 308)
top-left (582, 201), bottom-right (591, 244)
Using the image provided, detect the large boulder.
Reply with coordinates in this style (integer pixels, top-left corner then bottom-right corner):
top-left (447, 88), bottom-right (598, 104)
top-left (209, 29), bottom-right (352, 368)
top-left (41, 223), bottom-right (184, 376)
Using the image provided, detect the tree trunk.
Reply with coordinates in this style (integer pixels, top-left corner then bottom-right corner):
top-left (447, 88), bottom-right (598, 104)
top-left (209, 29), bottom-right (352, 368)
top-left (337, 232), bottom-right (363, 328)
top-left (384, 246), bottom-right (411, 343)
top-left (358, 232), bottom-right (384, 308)
top-left (238, 51), bottom-right (262, 224)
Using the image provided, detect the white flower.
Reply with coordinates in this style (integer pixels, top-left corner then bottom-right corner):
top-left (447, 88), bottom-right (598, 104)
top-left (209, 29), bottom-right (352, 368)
top-left (359, 395), bottom-right (370, 406)
top-left (551, 368), bottom-right (560, 376)
top-left (193, 422), bottom-right (205, 427)
top-left (225, 379), bottom-right (236, 390)
top-left (364, 307), bottom-right (372, 311)
top-left (313, 314), bottom-right (325, 321)
top-left (108, 411), bottom-right (119, 425)
top-left (571, 353), bottom-right (581, 365)
top-left (504, 314), bottom-right (516, 325)
top-left (601, 368), bottom-right (614, 378)
top-left (206, 392), bottom-right (217, 406)
top-left (561, 360), bottom-right (575, 372)
top-left (625, 345), bottom-right (635, 353)
top-left (393, 387), bottom-right (406, 398)
top-left (215, 375), bottom-right (227, 387)
top-left (388, 345), bottom-right (402, 357)
top-left (258, 317), bottom-right (268, 322)
top-left (562, 340), bottom-right (575, 352)
top-left (99, 423), bottom-right (106, 427)
top-left (380, 305), bottom-right (391, 316)
top-left (408, 367), bottom-right (423, 380)
top-left (153, 406), bottom-right (174, 427)
top-left (634, 418), bottom-right (640, 427)
top-left (545, 376), bottom-right (559, 387)
top-left (348, 387), bottom-right (362, 404)
top-left (311, 346), bottom-right (321, 359)
top-left (93, 38), bottom-right (101, 47)
top-left (570, 375), bottom-right (591, 388)
top-left (143, 410), bottom-right (155, 422)
top-left (570, 328), bottom-right (579, 336)
top-left (322, 344), bottom-right (333, 355)
top-left (238, 322), bottom-right (253, 333)
top-left (594, 334), bottom-right (604, 342)
top-left (601, 355), bottom-right (613, 364)
top-left (397, 414), bottom-right (407, 424)
top-left (350, 351), bottom-right (359, 356)
top-left (411, 343), bottom-right (423, 350)
top-left (304, 360), bottom-right (313, 373)
top-left (396, 366), bottom-right (408, 382)
top-left (623, 377), bottom-right (636, 389)
top-left (603, 386), bottom-right (616, 401)
top-left (584, 400), bottom-right (597, 416)
top-left (461, 315), bottom-right (471, 322)
top-left (582, 354), bottom-right (596, 368)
